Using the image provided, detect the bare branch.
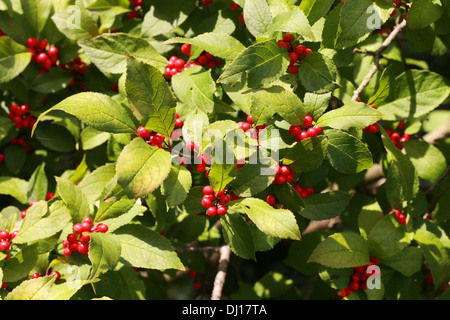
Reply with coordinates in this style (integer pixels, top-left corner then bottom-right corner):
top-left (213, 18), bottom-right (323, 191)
top-left (211, 245), bottom-right (232, 300)
top-left (351, 19), bottom-right (407, 102)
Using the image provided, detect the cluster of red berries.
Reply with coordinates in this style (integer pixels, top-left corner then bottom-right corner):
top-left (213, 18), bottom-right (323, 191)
top-left (0, 229), bottom-right (18, 254)
top-left (8, 103), bottom-right (36, 130)
top-left (386, 120), bottom-right (411, 150)
top-left (128, 0), bottom-right (142, 19)
top-left (339, 258), bottom-right (380, 298)
top-left (20, 193), bottom-right (55, 219)
top-left (164, 45), bottom-right (222, 79)
top-left (362, 105), bottom-right (380, 134)
top-left (181, 142), bottom-right (212, 174)
top-left (266, 184), bottom-right (313, 209)
top-left (390, 209), bottom-right (406, 225)
top-left (62, 217), bottom-right (108, 257)
top-left (277, 33), bottom-right (313, 75)
top-left (272, 164), bottom-right (295, 185)
top-left (288, 115), bottom-right (323, 142)
top-left (189, 270), bottom-right (202, 290)
top-left (59, 56), bottom-right (89, 88)
top-left (201, 186), bottom-right (230, 217)
top-left (238, 115), bottom-right (267, 135)
top-left (26, 38), bottom-right (59, 74)
top-left (137, 126), bottom-right (166, 148)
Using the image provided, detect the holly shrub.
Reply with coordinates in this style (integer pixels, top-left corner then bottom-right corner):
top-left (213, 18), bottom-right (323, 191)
top-left (0, 0), bottom-right (449, 302)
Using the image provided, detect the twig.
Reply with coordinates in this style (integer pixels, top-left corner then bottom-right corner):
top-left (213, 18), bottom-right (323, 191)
top-left (211, 245), bottom-right (232, 300)
top-left (351, 18), bottom-right (407, 102)
top-left (175, 246), bottom-right (221, 254)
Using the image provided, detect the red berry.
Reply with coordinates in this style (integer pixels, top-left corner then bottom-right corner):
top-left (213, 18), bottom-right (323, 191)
top-left (289, 66), bottom-right (299, 74)
top-left (194, 281), bottom-right (201, 290)
top-left (26, 37), bottom-right (38, 48)
top-left (96, 223), bottom-right (108, 233)
top-left (81, 222), bottom-right (91, 232)
top-left (266, 195), bottom-right (276, 205)
top-left (36, 52), bottom-right (48, 64)
top-left (247, 115), bottom-right (254, 124)
top-left (303, 115), bottom-right (313, 128)
top-left (289, 52), bottom-right (299, 62)
top-left (45, 192), bottom-right (55, 201)
top-left (279, 166), bottom-right (291, 176)
top-left (274, 174), bottom-right (286, 184)
top-left (197, 163), bottom-right (206, 172)
top-left (283, 33), bottom-right (293, 42)
top-left (67, 233), bottom-right (78, 243)
top-left (63, 247), bottom-right (72, 257)
top-left (198, 55), bottom-right (208, 65)
top-left (220, 195), bottom-right (230, 205)
top-left (390, 132), bottom-right (401, 141)
top-left (50, 270), bottom-right (61, 281)
top-left (79, 234), bottom-right (91, 243)
top-left (241, 122), bottom-right (251, 132)
top-left (289, 125), bottom-right (301, 136)
top-left (0, 231), bottom-right (9, 241)
top-left (230, 1), bottom-right (239, 10)
top-left (73, 223), bottom-right (84, 234)
top-left (175, 118), bottom-right (184, 128)
top-left (304, 48), bottom-right (313, 55)
top-left (201, 196), bottom-right (213, 208)
top-left (174, 58), bottom-right (185, 69)
top-left (295, 45), bottom-right (306, 56)
top-left (238, 13), bottom-right (245, 24)
top-left (181, 43), bottom-right (191, 56)
top-left (206, 206), bottom-right (217, 217)
top-left (78, 242), bottom-right (89, 255)
top-left (48, 46), bottom-right (58, 57)
top-left (186, 141), bottom-right (195, 151)
top-left (31, 273), bottom-right (41, 279)
top-left (349, 281), bottom-right (360, 291)
top-left (277, 40), bottom-right (289, 49)
top-left (203, 185), bottom-right (214, 195)
top-left (0, 240), bottom-right (10, 252)
top-left (37, 39), bottom-right (48, 50)
top-left (217, 206), bottom-right (228, 216)
top-left (137, 126), bottom-right (151, 139)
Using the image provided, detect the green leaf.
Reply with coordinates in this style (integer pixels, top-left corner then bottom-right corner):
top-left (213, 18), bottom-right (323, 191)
top-left (52, 3), bottom-right (99, 41)
top-left (171, 66), bottom-right (216, 114)
top-left (407, 0), bottom-right (444, 30)
top-left (221, 213), bottom-right (256, 260)
top-left (274, 183), bottom-right (305, 213)
top-left (334, 0), bottom-right (390, 49)
top-left (80, 127), bottom-right (111, 151)
top-left (298, 52), bottom-right (338, 93)
top-left (380, 246), bottom-right (423, 277)
top-left (376, 70), bottom-right (450, 121)
top-left (30, 67), bottom-right (73, 94)
top-left (283, 136), bottom-right (328, 173)
top-left (164, 33), bottom-right (246, 61)
top-left (56, 177), bottom-right (90, 224)
top-left (89, 232), bottom-right (122, 280)
top-left (5, 275), bottom-right (55, 300)
top-left (32, 92), bottom-right (137, 136)
top-left (266, 6), bottom-right (315, 41)
top-left (217, 39), bottom-right (290, 88)
top-left (358, 202), bottom-right (384, 240)
top-left (403, 140), bottom-right (448, 183)
top-left (2, 243), bottom-right (39, 282)
top-left (3, 144), bottom-right (26, 174)
top-left (27, 163), bottom-right (48, 203)
top-left (20, 0), bottom-right (52, 34)
top-left (0, 36), bottom-right (31, 83)
top-left (33, 122), bottom-right (76, 153)
top-left (246, 86), bottom-right (307, 126)
top-left (13, 200), bottom-right (71, 244)
top-left (0, 177), bottom-right (28, 204)
top-left (303, 92), bottom-right (332, 120)
top-left (95, 198), bottom-right (136, 223)
top-left (107, 138), bottom-right (172, 200)
top-left (234, 197), bottom-right (301, 240)
top-left (308, 231), bottom-right (370, 268)
top-left (79, 164), bottom-right (116, 202)
top-left (78, 33), bottom-right (168, 74)
top-left (182, 108), bottom-right (209, 145)
top-left (380, 127), bottom-right (419, 211)
top-left (325, 129), bottom-right (373, 174)
top-left (243, 0), bottom-right (273, 38)
top-left (125, 54), bottom-right (176, 137)
top-left (300, 191), bottom-right (352, 221)
top-left (230, 161), bottom-right (277, 197)
top-left (114, 224), bottom-right (184, 271)
top-left (316, 101), bottom-right (383, 130)
top-left (414, 226), bottom-right (450, 289)
top-left (367, 213), bottom-right (414, 259)
top-left (299, 0), bottom-right (335, 25)
top-left (208, 162), bottom-right (237, 194)
top-left (161, 165), bottom-right (192, 207)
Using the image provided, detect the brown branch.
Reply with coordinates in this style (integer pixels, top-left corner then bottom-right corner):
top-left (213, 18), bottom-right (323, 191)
top-left (211, 245), bottom-right (232, 300)
top-left (351, 18), bottom-right (407, 102)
